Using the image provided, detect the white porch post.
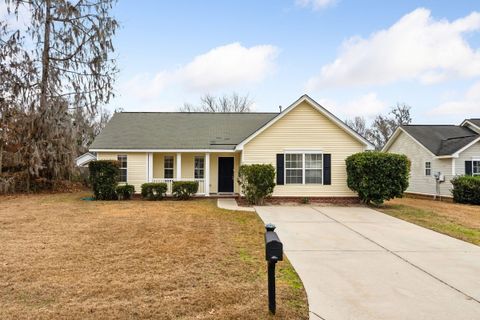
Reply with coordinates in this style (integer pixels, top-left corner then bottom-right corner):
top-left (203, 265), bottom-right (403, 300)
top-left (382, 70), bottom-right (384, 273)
top-left (148, 152), bottom-right (153, 182)
top-left (176, 153), bottom-right (182, 180)
top-left (205, 153), bottom-right (210, 196)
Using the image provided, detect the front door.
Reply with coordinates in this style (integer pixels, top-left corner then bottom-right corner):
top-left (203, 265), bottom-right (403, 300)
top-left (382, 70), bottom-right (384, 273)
top-left (218, 157), bottom-right (234, 193)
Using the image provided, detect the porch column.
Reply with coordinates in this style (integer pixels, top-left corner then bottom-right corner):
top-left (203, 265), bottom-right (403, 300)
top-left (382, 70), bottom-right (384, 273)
top-left (176, 153), bottom-right (182, 180)
top-left (148, 152), bottom-right (153, 182)
top-left (205, 153), bottom-right (210, 196)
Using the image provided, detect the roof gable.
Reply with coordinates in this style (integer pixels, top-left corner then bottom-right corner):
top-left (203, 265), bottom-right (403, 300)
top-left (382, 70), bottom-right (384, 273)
top-left (235, 95), bottom-right (374, 150)
top-left (383, 125), bottom-right (479, 156)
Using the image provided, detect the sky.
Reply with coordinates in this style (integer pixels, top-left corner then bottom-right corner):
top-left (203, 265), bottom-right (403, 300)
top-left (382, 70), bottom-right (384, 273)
top-left (3, 0), bottom-right (480, 124)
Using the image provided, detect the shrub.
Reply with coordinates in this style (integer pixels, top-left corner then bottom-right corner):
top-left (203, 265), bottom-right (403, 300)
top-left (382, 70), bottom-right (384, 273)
top-left (172, 181), bottom-right (198, 200)
top-left (89, 160), bottom-right (119, 200)
top-left (346, 152), bottom-right (410, 205)
top-left (116, 184), bottom-right (135, 200)
top-left (451, 175), bottom-right (480, 205)
top-left (238, 164), bottom-right (276, 205)
top-left (141, 182), bottom-right (168, 200)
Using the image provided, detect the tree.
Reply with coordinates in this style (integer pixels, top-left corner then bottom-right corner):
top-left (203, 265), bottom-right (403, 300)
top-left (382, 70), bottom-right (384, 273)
top-left (1, 0), bottom-right (118, 191)
top-left (180, 93), bottom-right (253, 112)
top-left (345, 116), bottom-right (368, 137)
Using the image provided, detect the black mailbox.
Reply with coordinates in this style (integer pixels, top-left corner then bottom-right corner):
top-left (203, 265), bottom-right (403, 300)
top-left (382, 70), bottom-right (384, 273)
top-left (265, 231), bottom-right (283, 262)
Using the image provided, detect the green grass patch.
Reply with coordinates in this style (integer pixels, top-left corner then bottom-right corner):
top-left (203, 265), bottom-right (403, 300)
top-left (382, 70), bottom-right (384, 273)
top-left (379, 204), bottom-right (480, 245)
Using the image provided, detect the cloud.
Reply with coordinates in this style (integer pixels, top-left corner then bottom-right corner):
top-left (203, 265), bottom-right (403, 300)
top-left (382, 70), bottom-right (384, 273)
top-left (295, 0), bottom-right (338, 11)
top-left (124, 43), bottom-right (278, 100)
top-left (429, 81), bottom-right (480, 116)
top-left (307, 8), bottom-right (480, 89)
top-left (319, 92), bottom-right (387, 119)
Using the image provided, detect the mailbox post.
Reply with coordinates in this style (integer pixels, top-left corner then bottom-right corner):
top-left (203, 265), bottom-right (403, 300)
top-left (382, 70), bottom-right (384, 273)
top-left (265, 223), bottom-right (283, 315)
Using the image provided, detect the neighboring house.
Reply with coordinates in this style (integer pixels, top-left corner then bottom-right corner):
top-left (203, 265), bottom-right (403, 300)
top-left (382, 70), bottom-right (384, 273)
top-left (89, 95), bottom-right (373, 197)
top-left (383, 118), bottom-right (480, 198)
top-left (75, 152), bottom-right (97, 167)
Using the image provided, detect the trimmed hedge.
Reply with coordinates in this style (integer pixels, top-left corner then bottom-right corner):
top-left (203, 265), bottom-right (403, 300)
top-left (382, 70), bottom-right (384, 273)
top-left (346, 152), bottom-right (410, 205)
top-left (116, 184), bottom-right (135, 200)
top-left (172, 181), bottom-right (198, 200)
top-left (89, 160), bottom-right (120, 200)
top-left (141, 182), bottom-right (168, 200)
top-left (451, 175), bottom-right (480, 205)
top-left (238, 164), bottom-right (276, 205)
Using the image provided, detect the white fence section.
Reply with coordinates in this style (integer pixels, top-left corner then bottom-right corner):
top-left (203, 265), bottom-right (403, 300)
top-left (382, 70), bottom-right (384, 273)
top-left (152, 178), bottom-right (205, 195)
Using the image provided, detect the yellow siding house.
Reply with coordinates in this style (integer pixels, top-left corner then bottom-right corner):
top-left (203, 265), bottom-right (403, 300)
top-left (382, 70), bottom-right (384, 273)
top-left (89, 95), bottom-right (374, 199)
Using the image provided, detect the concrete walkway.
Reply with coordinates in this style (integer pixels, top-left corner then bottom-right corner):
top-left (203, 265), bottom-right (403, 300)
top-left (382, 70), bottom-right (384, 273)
top-left (255, 206), bottom-right (480, 320)
top-left (217, 198), bottom-right (255, 212)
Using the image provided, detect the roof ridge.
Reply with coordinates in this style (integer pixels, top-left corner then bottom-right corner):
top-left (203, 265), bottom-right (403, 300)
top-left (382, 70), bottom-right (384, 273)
top-left (117, 111), bottom-right (279, 114)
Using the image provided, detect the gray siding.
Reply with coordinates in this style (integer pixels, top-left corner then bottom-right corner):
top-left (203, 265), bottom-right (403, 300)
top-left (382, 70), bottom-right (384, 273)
top-left (455, 141), bottom-right (480, 175)
top-left (387, 131), bottom-right (453, 197)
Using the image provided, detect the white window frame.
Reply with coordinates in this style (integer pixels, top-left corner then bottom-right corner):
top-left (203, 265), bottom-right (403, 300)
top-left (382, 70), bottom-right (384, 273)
top-left (164, 156), bottom-right (174, 179)
top-left (473, 159), bottom-right (480, 176)
top-left (425, 161), bottom-right (431, 176)
top-left (305, 153), bottom-right (324, 184)
top-left (284, 152), bottom-right (324, 185)
top-left (194, 156), bottom-right (205, 179)
top-left (118, 154), bottom-right (127, 183)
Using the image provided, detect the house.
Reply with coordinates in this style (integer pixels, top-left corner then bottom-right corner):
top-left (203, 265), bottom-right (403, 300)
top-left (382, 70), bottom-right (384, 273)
top-left (383, 119), bottom-right (480, 198)
top-left (75, 152), bottom-right (97, 167)
top-left (89, 95), bottom-right (373, 198)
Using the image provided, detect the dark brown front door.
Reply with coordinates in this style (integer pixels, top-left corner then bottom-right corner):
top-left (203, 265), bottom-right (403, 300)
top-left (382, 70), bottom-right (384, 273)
top-left (218, 157), bottom-right (234, 193)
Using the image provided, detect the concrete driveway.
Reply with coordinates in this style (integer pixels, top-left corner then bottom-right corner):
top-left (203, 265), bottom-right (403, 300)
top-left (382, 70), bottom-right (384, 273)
top-left (255, 206), bottom-right (480, 320)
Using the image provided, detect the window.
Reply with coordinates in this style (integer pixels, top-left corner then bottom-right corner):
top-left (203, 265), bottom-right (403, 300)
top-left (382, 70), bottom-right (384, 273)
top-left (285, 153), bottom-right (323, 184)
top-left (425, 162), bottom-right (431, 176)
top-left (305, 154), bottom-right (323, 184)
top-left (164, 156), bottom-right (174, 179)
top-left (285, 154), bottom-right (303, 184)
top-left (194, 156), bottom-right (205, 179)
top-left (118, 155), bottom-right (127, 182)
top-left (473, 160), bottom-right (480, 176)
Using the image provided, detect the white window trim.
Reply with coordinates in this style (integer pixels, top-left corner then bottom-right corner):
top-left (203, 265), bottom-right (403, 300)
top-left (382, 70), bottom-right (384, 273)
top-left (164, 155), bottom-right (174, 179)
top-left (473, 159), bottom-right (480, 176)
top-left (425, 161), bottom-right (431, 176)
top-left (118, 154), bottom-right (128, 183)
top-left (194, 155), bottom-right (205, 179)
top-left (284, 152), bottom-right (324, 185)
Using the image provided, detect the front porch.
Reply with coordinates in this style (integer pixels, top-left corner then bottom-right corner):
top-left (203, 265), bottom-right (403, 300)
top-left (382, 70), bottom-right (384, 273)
top-left (146, 152), bottom-right (241, 196)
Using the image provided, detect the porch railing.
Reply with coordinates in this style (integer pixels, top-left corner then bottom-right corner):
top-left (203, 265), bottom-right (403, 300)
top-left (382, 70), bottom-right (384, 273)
top-left (151, 178), bottom-right (205, 195)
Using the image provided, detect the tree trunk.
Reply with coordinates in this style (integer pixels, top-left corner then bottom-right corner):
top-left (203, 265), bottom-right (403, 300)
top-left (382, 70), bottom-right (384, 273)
top-left (0, 143), bottom-right (3, 174)
top-left (39, 0), bottom-right (51, 113)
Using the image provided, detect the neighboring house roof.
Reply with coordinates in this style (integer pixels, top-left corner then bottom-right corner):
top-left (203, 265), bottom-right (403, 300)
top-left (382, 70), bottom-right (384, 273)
top-left (90, 95), bottom-right (374, 152)
top-left (75, 152), bottom-right (97, 167)
top-left (460, 118), bottom-right (480, 133)
top-left (89, 112), bottom-right (277, 151)
top-left (383, 125), bottom-right (479, 157)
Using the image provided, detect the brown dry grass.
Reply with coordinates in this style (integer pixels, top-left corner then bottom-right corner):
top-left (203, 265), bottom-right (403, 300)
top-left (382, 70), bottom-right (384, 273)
top-left (0, 193), bottom-right (308, 319)
top-left (380, 197), bottom-right (480, 245)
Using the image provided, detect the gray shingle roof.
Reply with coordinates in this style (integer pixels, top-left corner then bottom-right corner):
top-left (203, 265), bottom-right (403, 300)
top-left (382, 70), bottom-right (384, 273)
top-left (89, 112), bottom-right (278, 150)
top-left (401, 125), bottom-right (478, 156)
top-left (466, 118), bottom-right (480, 128)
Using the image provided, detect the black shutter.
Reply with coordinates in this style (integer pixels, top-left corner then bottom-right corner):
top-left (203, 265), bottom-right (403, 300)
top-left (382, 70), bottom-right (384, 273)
top-left (323, 154), bottom-right (331, 185)
top-left (276, 154), bottom-right (284, 185)
top-left (465, 161), bottom-right (473, 176)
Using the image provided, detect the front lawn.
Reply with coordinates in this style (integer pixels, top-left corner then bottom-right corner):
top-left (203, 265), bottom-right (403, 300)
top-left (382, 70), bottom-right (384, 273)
top-left (379, 197), bottom-right (480, 245)
top-left (0, 193), bottom-right (308, 319)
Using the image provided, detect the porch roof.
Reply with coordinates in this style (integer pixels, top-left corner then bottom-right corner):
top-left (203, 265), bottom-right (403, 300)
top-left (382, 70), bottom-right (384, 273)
top-left (90, 112), bottom-right (277, 150)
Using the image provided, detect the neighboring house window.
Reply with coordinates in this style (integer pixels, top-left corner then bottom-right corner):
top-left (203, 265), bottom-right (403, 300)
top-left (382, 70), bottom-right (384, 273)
top-left (164, 156), bottom-right (174, 179)
top-left (474, 160), bottom-right (480, 176)
top-left (285, 153), bottom-right (323, 184)
top-left (118, 155), bottom-right (127, 182)
top-left (425, 162), bottom-right (431, 176)
top-left (194, 156), bottom-right (205, 179)
top-left (305, 154), bottom-right (323, 184)
top-left (285, 154), bottom-right (303, 184)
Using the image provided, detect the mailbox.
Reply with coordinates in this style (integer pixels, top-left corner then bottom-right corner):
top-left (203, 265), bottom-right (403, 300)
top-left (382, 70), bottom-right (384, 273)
top-left (264, 223), bottom-right (283, 315)
top-left (265, 231), bottom-right (283, 262)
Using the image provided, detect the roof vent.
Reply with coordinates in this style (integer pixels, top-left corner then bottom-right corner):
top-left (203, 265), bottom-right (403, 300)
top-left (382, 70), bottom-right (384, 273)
top-left (279, 105), bottom-right (282, 113)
